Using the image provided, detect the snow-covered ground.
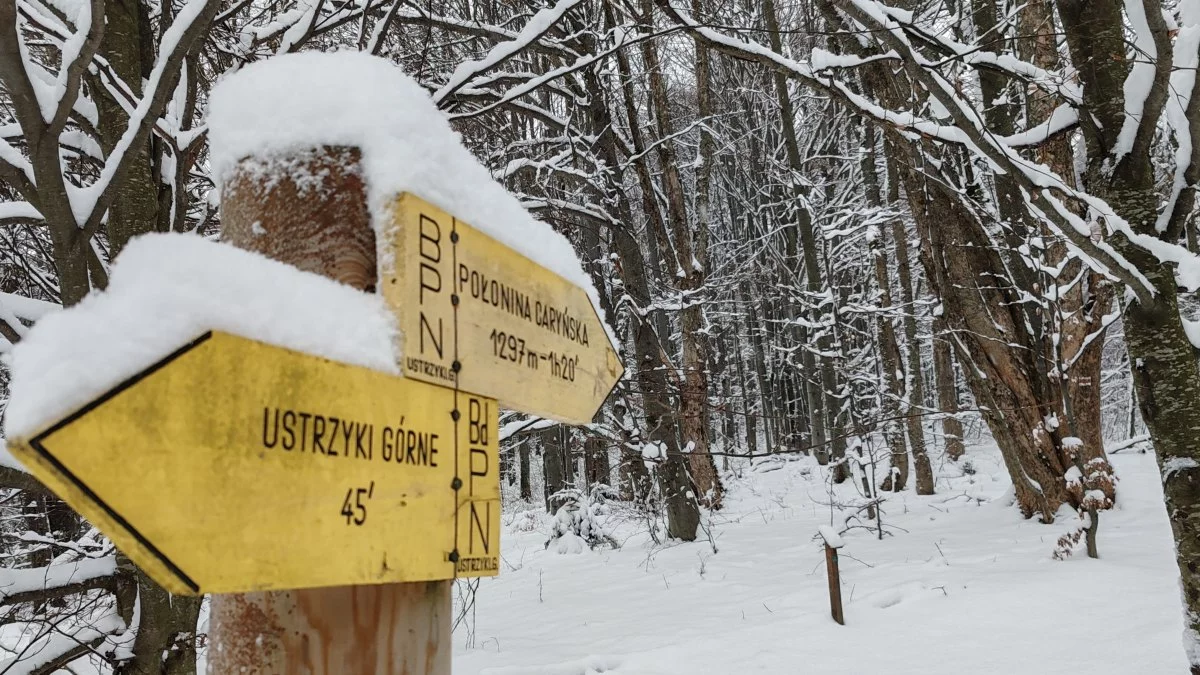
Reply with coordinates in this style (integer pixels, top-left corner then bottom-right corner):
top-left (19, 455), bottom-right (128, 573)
top-left (454, 443), bottom-right (1189, 674)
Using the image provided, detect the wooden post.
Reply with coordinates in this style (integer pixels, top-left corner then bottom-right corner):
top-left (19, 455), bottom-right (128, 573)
top-left (207, 146), bottom-right (451, 674)
top-left (819, 527), bottom-right (844, 625)
top-left (824, 544), bottom-right (844, 625)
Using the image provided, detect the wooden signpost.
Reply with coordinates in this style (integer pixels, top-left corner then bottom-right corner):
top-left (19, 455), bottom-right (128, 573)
top-left (819, 526), bottom-right (846, 625)
top-left (8, 331), bottom-right (500, 596)
top-left (6, 67), bottom-right (623, 674)
top-left (385, 193), bottom-right (623, 424)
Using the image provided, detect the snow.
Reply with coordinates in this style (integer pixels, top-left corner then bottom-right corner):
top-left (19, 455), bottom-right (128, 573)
top-left (499, 417), bottom-right (557, 441)
top-left (809, 47), bottom-right (897, 70)
top-left (0, 201), bottom-right (42, 222)
top-left (67, 0), bottom-right (212, 227)
top-left (1184, 318), bottom-right (1200, 350)
top-left (1065, 465), bottom-right (1084, 486)
top-left (455, 445), bottom-right (1190, 674)
top-left (1001, 104), bottom-right (1078, 147)
top-left (1158, 0), bottom-right (1200, 233)
top-left (640, 442), bottom-right (666, 467)
top-left (0, 556), bottom-right (115, 599)
top-left (0, 612), bottom-right (124, 675)
top-left (4, 233), bottom-right (398, 439)
top-left (1113, 0), bottom-right (1158, 163)
top-left (433, 0), bottom-right (585, 103)
top-left (0, 440), bottom-right (22, 471)
top-left (1164, 457), bottom-right (1200, 480)
top-left (817, 524), bottom-right (845, 548)
top-left (206, 52), bottom-right (612, 352)
top-left (0, 292), bottom-right (58, 322)
top-left (46, 0), bottom-right (92, 123)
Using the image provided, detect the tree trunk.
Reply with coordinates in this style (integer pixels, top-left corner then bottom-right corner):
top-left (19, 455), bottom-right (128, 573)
top-left (898, 142), bottom-right (1072, 519)
top-left (584, 434), bottom-right (610, 489)
top-left (639, 0), bottom-right (723, 507)
top-left (519, 441), bottom-right (532, 502)
top-left (762, 0), bottom-right (843, 480)
top-left (932, 314), bottom-right (966, 461)
top-left (862, 130), bottom-right (909, 489)
top-left (116, 567), bottom-right (202, 675)
top-left (1019, 0), bottom-right (1113, 473)
top-left (1120, 253), bottom-right (1200, 659)
top-left (891, 215), bottom-right (934, 494)
top-left (580, 28), bottom-right (698, 535)
top-left (96, 0), bottom-right (158, 256)
top-left (543, 426), bottom-right (567, 512)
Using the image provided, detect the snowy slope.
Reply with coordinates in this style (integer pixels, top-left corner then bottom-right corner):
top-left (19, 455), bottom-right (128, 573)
top-left (454, 445), bottom-right (1188, 674)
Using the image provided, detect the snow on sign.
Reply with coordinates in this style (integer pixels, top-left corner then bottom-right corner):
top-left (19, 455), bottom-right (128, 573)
top-left (6, 331), bottom-right (500, 596)
top-left (385, 193), bottom-right (624, 424)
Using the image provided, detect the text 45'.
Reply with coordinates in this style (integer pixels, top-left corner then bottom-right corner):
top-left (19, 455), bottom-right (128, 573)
top-left (341, 481), bottom-right (375, 525)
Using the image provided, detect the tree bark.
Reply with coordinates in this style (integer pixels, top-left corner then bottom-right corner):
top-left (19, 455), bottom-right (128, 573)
top-left (584, 434), bottom-right (611, 489)
top-left (519, 441), bottom-right (533, 502)
top-left (861, 130), bottom-right (909, 489)
top-left (931, 314), bottom-right (965, 461)
top-left (1056, 0), bottom-right (1198, 644)
top-left (96, 0), bottom-right (158, 256)
top-left (639, 0), bottom-right (723, 507)
top-left (580, 29), bottom-right (698, 536)
top-left (1018, 0), bottom-right (1113, 472)
top-left (890, 212), bottom-right (934, 494)
top-left (542, 426), bottom-right (568, 511)
top-left (898, 143), bottom-right (1072, 518)
top-left (762, 0), bottom-right (844, 480)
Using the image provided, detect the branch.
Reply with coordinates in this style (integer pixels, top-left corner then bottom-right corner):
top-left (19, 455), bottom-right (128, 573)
top-left (0, 2), bottom-right (48, 150)
top-left (25, 635), bottom-right (106, 675)
top-left (390, 4), bottom-right (578, 58)
top-left (0, 611), bottom-right (123, 675)
top-left (653, 0), bottom-right (1164, 304)
top-left (433, 0), bottom-right (586, 104)
top-left (1112, 0), bottom-right (1172, 166)
top-left (366, 0), bottom-right (403, 55)
top-left (0, 575), bottom-right (114, 609)
top-left (76, 0), bottom-right (219, 236)
top-left (45, 0), bottom-right (104, 140)
top-left (0, 142), bottom-right (38, 204)
top-left (277, 0), bottom-right (325, 53)
top-left (0, 466), bottom-right (52, 496)
top-left (0, 556), bottom-right (118, 602)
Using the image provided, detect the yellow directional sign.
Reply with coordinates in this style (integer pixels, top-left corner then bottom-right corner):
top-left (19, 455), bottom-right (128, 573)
top-left (8, 332), bottom-right (500, 595)
top-left (384, 193), bottom-right (624, 424)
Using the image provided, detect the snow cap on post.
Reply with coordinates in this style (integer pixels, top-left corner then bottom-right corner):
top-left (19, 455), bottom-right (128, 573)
top-left (818, 525), bottom-right (845, 549)
top-left (207, 51), bottom-right (610, 338)
top-left (3, 235), bottom-right (399, 441)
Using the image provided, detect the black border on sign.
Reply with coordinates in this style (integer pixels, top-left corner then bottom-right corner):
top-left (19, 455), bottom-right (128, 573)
top-left (27, 331), bottom-right (214, 594)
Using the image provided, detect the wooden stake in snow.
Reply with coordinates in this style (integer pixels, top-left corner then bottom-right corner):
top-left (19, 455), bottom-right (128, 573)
top-left (207, 145), bottom-right (450, 674)
top-left (819, 525), bottom-right (845, 625)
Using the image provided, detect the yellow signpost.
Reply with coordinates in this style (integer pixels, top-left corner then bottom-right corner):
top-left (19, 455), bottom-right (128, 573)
top-left (7, 331), bottom-right (499, 596)
top-left (385, 193), bottom-right (624, 424)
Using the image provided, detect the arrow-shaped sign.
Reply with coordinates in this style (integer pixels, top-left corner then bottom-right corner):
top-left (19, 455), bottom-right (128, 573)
top-left (8, 332), bottom-right (500, 595)
top-left (384, 193), bottom-right (624, 424)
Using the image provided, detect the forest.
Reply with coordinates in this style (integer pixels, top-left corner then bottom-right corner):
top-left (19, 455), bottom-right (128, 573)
top-left (0, 0), bottom-right (1197, 672)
